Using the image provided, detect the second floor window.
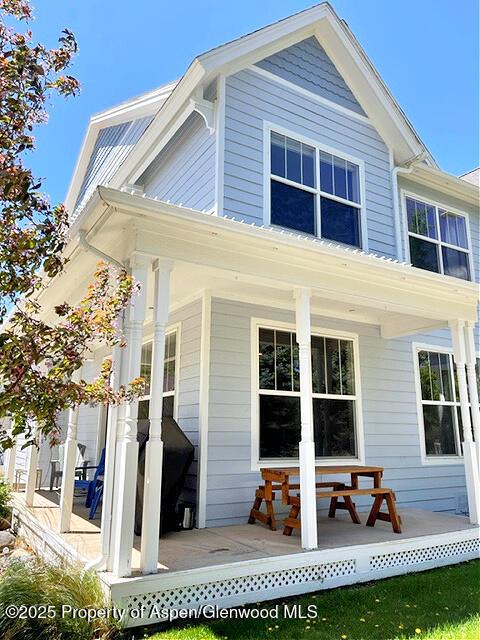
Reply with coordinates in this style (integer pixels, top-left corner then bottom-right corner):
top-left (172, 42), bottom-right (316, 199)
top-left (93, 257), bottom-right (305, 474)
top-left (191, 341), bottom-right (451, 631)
top-left (269, 131), bottom-right (362, 248)
top-left (406, 196), bottom-right (471, 280)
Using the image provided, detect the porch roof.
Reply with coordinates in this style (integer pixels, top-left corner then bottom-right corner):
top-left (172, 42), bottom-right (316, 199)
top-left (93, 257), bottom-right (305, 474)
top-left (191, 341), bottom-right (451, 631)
top-left (46, 185), bottom-right (479, 339)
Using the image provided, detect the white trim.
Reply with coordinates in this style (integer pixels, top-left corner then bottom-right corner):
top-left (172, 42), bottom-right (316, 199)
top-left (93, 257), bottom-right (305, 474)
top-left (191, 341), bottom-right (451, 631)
top-left (248, 64), bottom-right (371, 125)
top-left (213, 76), bottom-right (226, 215)
top-left (263, 122), bottom-right (368, 251)
top-left (197, 291), bottom-right (212, 529)
top-left (412, 342), bottom-right (465, 467)
top-left (250, 317), bottom-right (365, 471)
top-left (401, 190), bottom-right (475, 281)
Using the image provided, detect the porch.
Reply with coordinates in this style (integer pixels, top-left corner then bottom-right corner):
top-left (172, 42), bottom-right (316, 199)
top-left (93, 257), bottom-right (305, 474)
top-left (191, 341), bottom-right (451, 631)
top-left (11, 489), bottom-right (479, 626)
top-left (4, 187), bottom-right (479, 623)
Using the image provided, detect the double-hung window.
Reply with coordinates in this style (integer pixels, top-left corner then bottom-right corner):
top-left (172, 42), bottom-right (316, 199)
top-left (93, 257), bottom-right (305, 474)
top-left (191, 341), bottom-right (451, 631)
top-left (406, 196), bottom-right (471, 280)
top-left (257, 327), bottom-right (359, 460)
top-left (269, 131), bottom-right (363, 248)
top-left (417, 349), bottom-right (461, 457)
top-left (138, 330), bottom-right (178, 421)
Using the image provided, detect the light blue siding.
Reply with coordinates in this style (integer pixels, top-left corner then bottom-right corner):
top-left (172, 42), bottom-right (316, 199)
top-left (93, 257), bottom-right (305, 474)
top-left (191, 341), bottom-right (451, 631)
top-left (142, 112), bottom-right (216, 212)
top-left (206, 297), bottom-right (468, 528)
top-left (73, 116), bottom-right (153, 219)
top-left (222, 68), bottom-right (396, 258)
top-left (255, 37), bottom-right (365, 115)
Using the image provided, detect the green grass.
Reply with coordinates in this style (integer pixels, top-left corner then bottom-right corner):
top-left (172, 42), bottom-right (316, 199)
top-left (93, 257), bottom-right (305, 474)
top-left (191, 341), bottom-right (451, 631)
top-left (133, 560), bottom-right (480, 640)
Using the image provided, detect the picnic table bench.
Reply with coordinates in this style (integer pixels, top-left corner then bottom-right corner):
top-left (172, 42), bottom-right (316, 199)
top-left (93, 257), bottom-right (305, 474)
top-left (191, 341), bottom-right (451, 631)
top-left (248, 465), bottom-right (402, 535)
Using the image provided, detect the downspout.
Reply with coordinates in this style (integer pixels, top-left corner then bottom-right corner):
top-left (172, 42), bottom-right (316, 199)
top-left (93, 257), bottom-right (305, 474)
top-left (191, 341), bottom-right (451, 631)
top-left (78, 229), bottom-right (125, 270)
top-left (78, 229), bottom-right (126, 572)
top-left (391, 152), bottom-right (428, 261)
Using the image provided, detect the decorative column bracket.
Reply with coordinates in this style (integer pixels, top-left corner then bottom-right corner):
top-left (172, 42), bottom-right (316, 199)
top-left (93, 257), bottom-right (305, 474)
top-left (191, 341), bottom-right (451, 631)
top-left (190, 91), bottom-right (216, 134)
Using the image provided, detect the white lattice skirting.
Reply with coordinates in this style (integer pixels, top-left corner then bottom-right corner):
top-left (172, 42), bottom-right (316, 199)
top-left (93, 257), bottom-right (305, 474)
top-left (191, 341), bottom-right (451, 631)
top-left (109, 528), bottom-right (479, 628)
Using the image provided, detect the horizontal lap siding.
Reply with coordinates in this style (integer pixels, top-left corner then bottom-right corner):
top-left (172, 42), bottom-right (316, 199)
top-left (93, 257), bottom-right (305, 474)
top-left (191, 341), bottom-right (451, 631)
top-left (205, 298), bottom-right (467, 527)
top-left (223, 68), bottom-right (395, 257)
top-left (143, 112), bottom-right (215, 212)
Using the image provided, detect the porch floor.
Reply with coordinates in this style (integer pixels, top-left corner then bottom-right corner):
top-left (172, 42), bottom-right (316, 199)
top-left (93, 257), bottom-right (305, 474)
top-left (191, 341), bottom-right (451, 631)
top-left (12, 490), bottom-right (476, 575)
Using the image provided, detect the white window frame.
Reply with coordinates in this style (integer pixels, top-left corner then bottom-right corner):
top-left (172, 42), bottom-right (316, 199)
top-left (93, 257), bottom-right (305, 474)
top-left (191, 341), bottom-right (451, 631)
top-left (413, 342), bottom-right (466, 466)
top-left (263, 122), bottom-right (368, 250)
top-left (401, 190), bottom-right (474, 281)
top-left (138, 322), bottom-right (181, 421)
top-left (250, 317), bottom-right (365, 470)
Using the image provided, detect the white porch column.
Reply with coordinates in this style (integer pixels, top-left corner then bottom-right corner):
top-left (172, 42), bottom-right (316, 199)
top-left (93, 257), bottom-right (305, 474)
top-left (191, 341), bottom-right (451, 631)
top-left (464, 321), bottom-right (480, 450)
top-left (450, 320), bottom-right (480, 525)
top-left (59, 368), bottom-right (82, 532)
top-left (100, 342), bottom-right (122, 571)
top-left (140, 259), bottom-right (173, 574)
top-left (3, 417), bottom-right (17, 484)
top-left (25, 426), bottom-right (40, 506)
top-left (111, 254), bottom-right (149, 577)
top-left (294, 287), bottom-right (318, 550)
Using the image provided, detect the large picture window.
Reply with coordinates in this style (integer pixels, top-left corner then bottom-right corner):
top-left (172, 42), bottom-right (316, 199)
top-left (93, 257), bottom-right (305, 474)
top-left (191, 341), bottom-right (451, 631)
top-left (406, 196), bottom-right (471, 281)
top-left (257, 326), bottom-right (359, 460)
top-left (269, 130), bottom-right (363, 247)
top-left (138, 330), bottom-right (178, 421)
top-left (416, 349), bottom-right (464, 458)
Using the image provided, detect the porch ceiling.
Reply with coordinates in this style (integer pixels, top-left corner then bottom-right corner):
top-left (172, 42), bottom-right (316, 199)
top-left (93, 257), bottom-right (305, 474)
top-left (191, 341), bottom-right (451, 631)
top-left (43, 187), bottom-right (478, 339)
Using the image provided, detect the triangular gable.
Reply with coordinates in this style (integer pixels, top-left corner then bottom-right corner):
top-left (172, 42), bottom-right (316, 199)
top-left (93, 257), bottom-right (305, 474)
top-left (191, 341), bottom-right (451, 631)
top-left (71, 116), bottom-right (153, 221)
top-left (112, 3), bottom-right (436, 189)
top-left (255, 36), bottom-right (365, 116)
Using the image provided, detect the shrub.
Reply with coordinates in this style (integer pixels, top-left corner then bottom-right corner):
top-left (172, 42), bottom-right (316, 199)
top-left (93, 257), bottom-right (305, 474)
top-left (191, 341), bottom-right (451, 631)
top-left (0, 479), bottom-right (12, 528)
top-left (0, 557), bottom-right (120, 640)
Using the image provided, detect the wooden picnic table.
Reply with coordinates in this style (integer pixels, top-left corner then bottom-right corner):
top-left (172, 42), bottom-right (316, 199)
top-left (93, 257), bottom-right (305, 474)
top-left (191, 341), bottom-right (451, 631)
top-left (262, 465), bottom-right (384, 504)
top-left (248, 464), bottom-right (402, 534)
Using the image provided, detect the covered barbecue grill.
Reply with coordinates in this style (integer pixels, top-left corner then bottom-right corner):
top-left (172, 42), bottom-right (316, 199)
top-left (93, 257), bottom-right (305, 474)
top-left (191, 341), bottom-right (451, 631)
top-left (135, 417), bottom-right (195, 536)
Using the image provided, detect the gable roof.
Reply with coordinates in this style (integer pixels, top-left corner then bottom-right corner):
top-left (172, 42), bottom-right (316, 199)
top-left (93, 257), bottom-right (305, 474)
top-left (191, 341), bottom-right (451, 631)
top-left (460, 167), bottom-right (480, 187)
top-left (67, 2), bottom-right (443, 218)
top-left (64, 80), bottom-right (177, 215)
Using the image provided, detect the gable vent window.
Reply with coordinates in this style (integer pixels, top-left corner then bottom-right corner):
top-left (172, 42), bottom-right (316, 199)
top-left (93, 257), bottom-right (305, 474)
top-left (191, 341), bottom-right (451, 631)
top-left (406, 196), bottom-right (471, 281)
top-left (269, 131), bottom-right (362, 248)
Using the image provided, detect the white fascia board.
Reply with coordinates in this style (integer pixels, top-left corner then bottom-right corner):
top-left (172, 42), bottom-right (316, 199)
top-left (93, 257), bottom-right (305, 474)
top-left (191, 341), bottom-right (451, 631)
top-left (403, 165), bottom-right (480, 207)
top-left (314, 19), bottom-right (431, 167)
top-left (198, 3), bottom-right (329, 73)
top-left (90, 82), bottom-right (177, 127)
top-left (64, 122), bottom-right (99, 213)
top-left (94, 186), bottom-right (479, 315)
top-left (111, 59), bottom-right (206, 188)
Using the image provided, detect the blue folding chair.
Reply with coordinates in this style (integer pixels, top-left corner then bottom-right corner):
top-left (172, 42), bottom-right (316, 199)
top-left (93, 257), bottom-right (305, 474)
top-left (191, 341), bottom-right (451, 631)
top-left (88, 477), bottom-right (104, 519)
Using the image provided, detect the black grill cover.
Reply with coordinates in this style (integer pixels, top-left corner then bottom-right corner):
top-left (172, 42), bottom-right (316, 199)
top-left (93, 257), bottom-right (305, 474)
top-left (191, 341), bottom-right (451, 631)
top-left (134, 417), bottom-right (195, 536)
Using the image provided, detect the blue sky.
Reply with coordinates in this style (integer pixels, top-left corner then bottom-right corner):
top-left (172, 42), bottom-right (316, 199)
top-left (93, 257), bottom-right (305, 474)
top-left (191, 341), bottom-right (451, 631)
top-left (27, 0), bottom-right (479, 205)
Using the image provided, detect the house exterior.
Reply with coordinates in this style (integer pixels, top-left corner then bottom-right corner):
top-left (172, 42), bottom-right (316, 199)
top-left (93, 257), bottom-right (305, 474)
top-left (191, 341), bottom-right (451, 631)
top-left (4, 3), bottom-right (479, 625)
